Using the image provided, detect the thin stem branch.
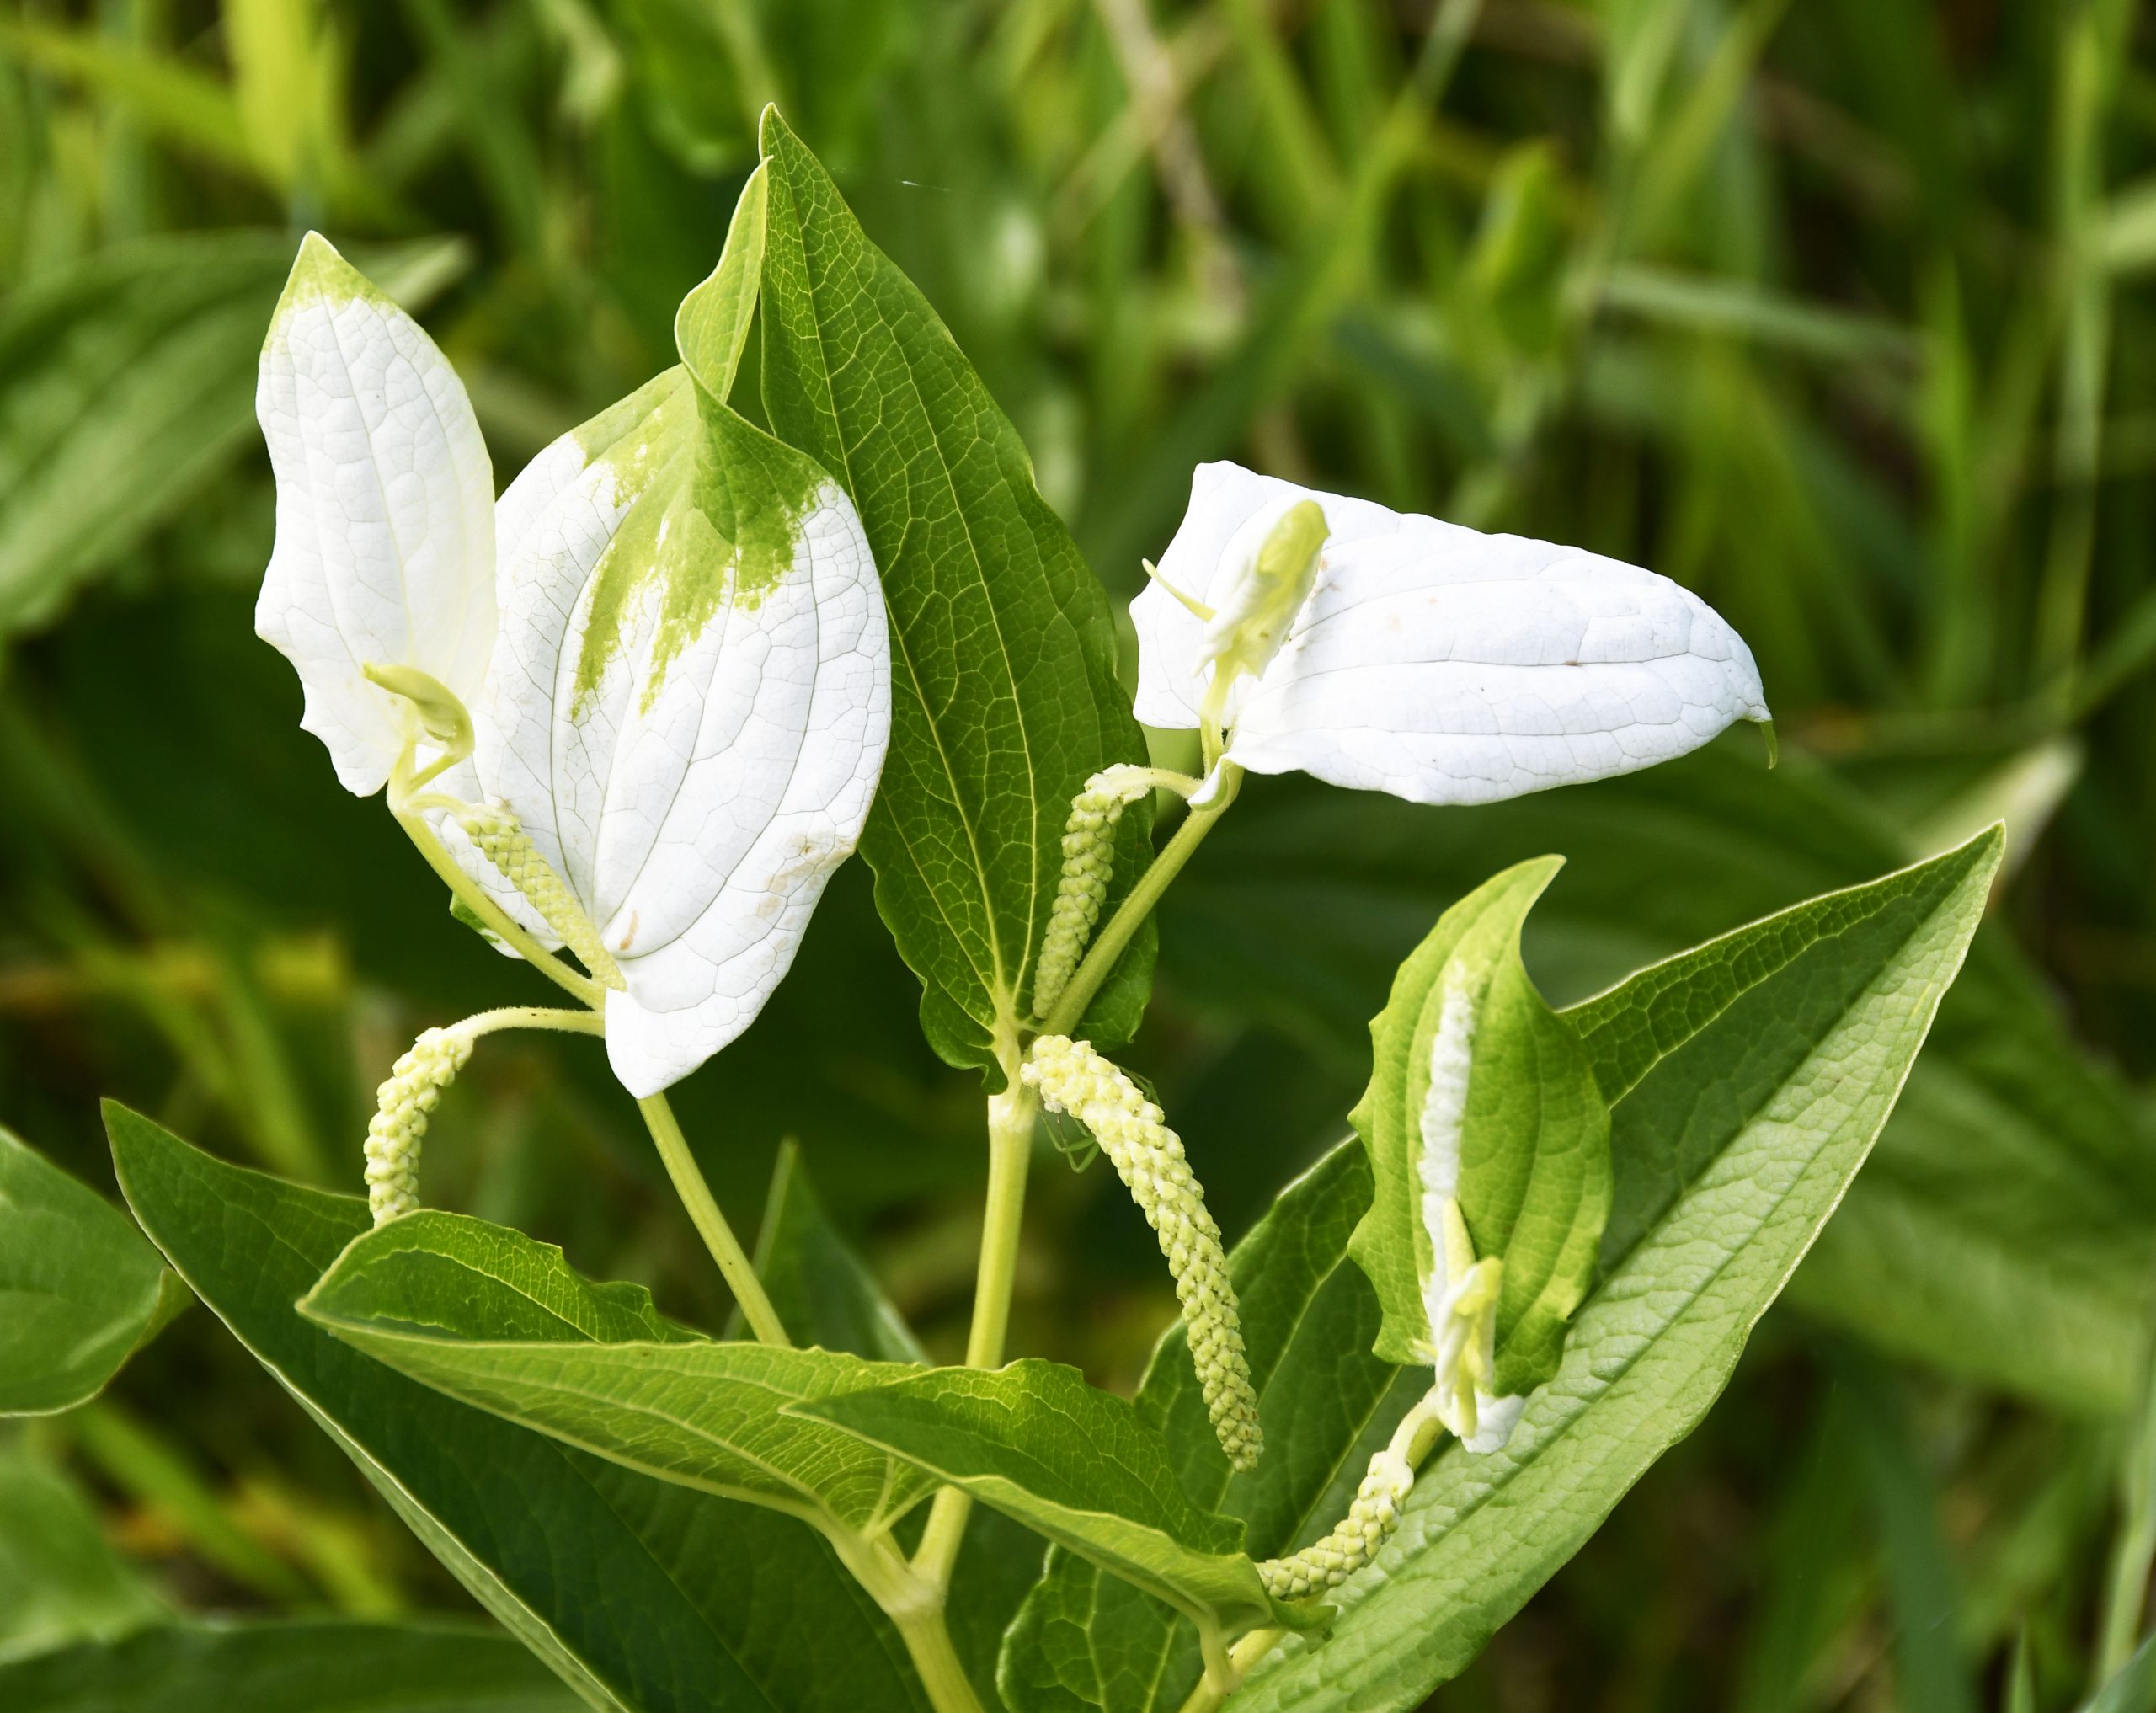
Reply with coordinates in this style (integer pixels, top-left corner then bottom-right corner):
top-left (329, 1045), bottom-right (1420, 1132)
top-left (637, 1091), bottom-right (790, 1347)
top-left (1042, 761), bottom-right (1243, 1038)
top-left (453, 1005), bottom-right (607, 1040)
top-left (914, 1068), bottom-right (1038, 1590)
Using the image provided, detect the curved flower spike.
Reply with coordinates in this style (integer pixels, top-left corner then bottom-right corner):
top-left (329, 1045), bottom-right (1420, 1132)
top-left (256, 233), bottom-right (496, 797)
top-left (1132, 462), bottom-right (1771, 805)
top-left (1023, 1034), bottom-right (1262, 1471)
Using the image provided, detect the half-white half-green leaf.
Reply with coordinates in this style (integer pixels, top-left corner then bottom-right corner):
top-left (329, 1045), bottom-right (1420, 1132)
top-left (1347, 858), bottom-right (1611, 1445)
top-left (472, 167), bottom-right (892, 1094)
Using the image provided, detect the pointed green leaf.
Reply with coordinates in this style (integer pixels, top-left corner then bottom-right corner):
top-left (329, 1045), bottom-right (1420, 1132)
top-left (756, 108), bottom-right (1155, 1072)
top-left (0, 1129), bottom-right (176, 1416)
top-left (105, 1103), bottom-right (931, 1713)
top-left (302, 1210), bottom-right (936, 1534)
top-left (801, 1360), bottom-right (1273, 1631)
top-left (301, 1209), bottom-right (700, 1344)
top-left (1166, 748), bottom-right (2151, 1413)
top-left (999, 1143), bottom-right (1422, 1713)
top-left (675, 160), bottom-right (767, 399)
top-left (0, 1621), bottom-right (582, 1712)
top-left (1347, 858), bottom-right (1611, 1391)
top-left (1225, 829), bottom-right (2003, 1713)
top-left (728, 1139), bottom-right (928, 1362)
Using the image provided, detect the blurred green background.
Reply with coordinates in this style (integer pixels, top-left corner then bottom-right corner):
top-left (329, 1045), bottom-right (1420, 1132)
top-left (4, 0), bottom-right (2156, 1707)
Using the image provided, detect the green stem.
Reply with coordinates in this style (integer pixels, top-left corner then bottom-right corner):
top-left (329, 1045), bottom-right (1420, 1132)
top-left (889, 1601), bottom-right (986, 1713)
top-left (914, 1061), bottom-right (1038, 1591)
top-left (453, 1005), bottom-right (608, 1041)
top-left (1043, 761), bottom-right (1243, 1038)
top-left (637, 1091), bottom-right (790, 1347)
top-left (835, 1533), bottom-right (985, 1713)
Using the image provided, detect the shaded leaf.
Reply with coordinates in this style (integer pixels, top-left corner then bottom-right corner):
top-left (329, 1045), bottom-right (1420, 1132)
top-left (302, 1209), bottom-right (935, 1534)
top-left (0, 1620), bottom-right (582, 1712)
top-left (0, 1445), bottom-right (166, 1665)
top-left (1225, 830), bottom-right (2000, 1711)
top-left (0, 1129), bottom-right (174, 1416)
top-left (728, 1139), bottom-right (927, 1362)
top-left (105, 1102), bottom-right (931, 1713)
top-left (802, 1359), bottom-right (1273, 1632)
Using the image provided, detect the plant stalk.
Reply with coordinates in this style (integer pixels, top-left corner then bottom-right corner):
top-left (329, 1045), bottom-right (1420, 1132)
top-left (637, 1091), bottom-right (790, 1347)
top-left (913, 1058), bottom-right (1038, 1591)
top-left (837, 1533), bottom-right (986, 1713)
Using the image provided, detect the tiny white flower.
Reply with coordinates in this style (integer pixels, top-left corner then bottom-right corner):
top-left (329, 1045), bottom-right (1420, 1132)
top-left (1133, 462), bottom-right (1772, 806)
top-left (255, 235), bottom-right (891, 1098)
top-left (255, 233), bottom-right (496, 797)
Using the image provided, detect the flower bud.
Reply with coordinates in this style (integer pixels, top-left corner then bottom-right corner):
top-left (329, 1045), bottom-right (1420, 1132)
top-left (1023, 1035), bottom-right (1262, 1471)
top-left (363, 1026), bottom-right (474, 1225)
top-left (362, 663), bottom-right (474, 762)
top-left (1198, 497), bottom-right (1329, 696)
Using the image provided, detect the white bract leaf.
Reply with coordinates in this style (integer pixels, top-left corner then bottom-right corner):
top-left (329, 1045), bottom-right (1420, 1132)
top-left (1132, 462), bottom-right (1771, 805)
top-left (1415, 974), bottom-right (1522, 1453)
top-left (255, 232), bottom-right (496, 797)
top-left (477, 372), bottom-right (891, 1097)
top-left (253, 225), bottom-right (892, 1100)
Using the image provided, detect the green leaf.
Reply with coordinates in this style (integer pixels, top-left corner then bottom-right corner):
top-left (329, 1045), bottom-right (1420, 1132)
top-left (0, 1444), bottom-right (166, 1665)
top-left (0, 1620), bottom-right (584, 1711)
top-left (1346, 857), bottom-right (1611, 1391)
top-left (1224, 828), bottom-right (2002, 1713)
top-left (1165, 748), bottom-right (2152, 1411)
top-left (729, 1139), bottom-right (928, 1362)
top-left (301, 1209), bottom-right (936, 1534)
top-left (675, 159), bottom-right (766, 399)
top-left (999, 1143), bottom-right (1422, 1713)
top-left (104, 1103), bottom-right (932, 1713)
top-left (0, 1129), bottom-right (176, 1416)
top-left (800, 1360), bottom-right (1273, 1632)
top-left (756, 108), bottom-right (1155, 1074)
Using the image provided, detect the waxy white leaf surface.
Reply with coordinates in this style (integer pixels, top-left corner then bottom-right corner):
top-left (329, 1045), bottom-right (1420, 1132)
top-left (478, 375), bottom-right (891, 1097)
top-left (255, 233), bottom-right (495, 797)
top-left (1132, 462), bottom-right (1769, 806)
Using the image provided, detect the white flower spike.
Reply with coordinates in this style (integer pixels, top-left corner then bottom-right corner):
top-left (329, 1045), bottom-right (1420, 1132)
top-left (1133, 462), bottom-right (1771, 805)
top-left (256, 232), bottom-right (497, 797)
top-left (1415, 973), bottom-right (1523, 1452)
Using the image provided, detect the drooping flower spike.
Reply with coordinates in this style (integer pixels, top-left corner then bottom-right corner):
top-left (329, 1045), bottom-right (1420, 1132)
top-left (1023, 1034), bottom-right (1262, 1471)
top-left (254, 215), bottom-right (892, 1098)
top-left (1132, 462), bottom-right (1772, 803)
